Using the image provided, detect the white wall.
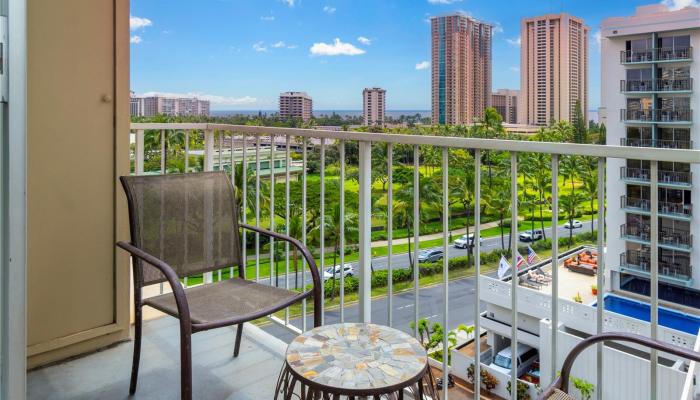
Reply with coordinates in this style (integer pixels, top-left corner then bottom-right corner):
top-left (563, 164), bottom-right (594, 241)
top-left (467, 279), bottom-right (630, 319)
top-left (540, 320), bottom-right (689, 400)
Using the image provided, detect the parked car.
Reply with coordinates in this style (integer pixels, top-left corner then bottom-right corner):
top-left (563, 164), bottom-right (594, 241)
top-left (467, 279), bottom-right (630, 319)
top-left (323, 264), bottom-right (355, 281)
top-left (436, 374), bottom-right (455, 390)
top-left (490, 343), bottom-right (539, 378)
top-left (418, 248), bottom-right (444, 263)
top-left (519, 229), bottom-right (544, 242)
top-left (564, 220), bottom-right (583, 229)
top-left (453, 233), bottom-right (484, 249)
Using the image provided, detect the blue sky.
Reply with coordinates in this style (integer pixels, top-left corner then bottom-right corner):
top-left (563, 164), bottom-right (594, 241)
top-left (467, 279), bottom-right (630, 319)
top-left (130, 0), bottom-right (695, 111)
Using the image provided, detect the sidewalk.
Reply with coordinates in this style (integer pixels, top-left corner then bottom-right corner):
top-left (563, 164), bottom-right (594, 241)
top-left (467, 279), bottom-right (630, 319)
top-left (370, 218), bottom-right (518, 247)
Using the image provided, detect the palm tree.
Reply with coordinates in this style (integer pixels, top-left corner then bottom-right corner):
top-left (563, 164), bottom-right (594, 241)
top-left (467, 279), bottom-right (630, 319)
top-left (533, 153), bottom-right (552, 239)
top-left (484, 182), bottom-right (511, 250)
top-left (313, 202), bottom-right (359, 300)
top-left (582, 163), bottom-right (599, 236)
top-left (560, 155), bottom-right (579, 196)
top-left (560, 192), bottom-right (585, 247)
top-left (451, 169), bottom-right (476, 265)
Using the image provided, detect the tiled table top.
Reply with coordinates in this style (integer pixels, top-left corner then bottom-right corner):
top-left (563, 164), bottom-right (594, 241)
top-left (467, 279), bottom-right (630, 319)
top-left (285, 323), bottom-right (427, 392)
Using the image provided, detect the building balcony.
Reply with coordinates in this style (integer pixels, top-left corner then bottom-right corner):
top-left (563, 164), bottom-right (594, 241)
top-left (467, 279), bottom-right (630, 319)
top-left (620, 166), bottom-right (692, 188)
top-left (620, 78), bottom-right (693, 94)
top-left (620, 250), bottom-right (692, 286)
top-left (621, 196), bottom-right (692, 221)
top-left (22, 122), bottom-right (700, 400)
top-left (620, 109), bottom-right (693, 124)
top-left (620, 137), bottom-right (693, 149)
top-left (620, 223), bottom-right (693, 251)
top-left (620, 47), bottom-right (693, 64)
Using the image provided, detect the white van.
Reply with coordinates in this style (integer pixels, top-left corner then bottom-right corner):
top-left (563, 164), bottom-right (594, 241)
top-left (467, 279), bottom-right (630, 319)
top-left (490, 343), bottom-right (539, 378)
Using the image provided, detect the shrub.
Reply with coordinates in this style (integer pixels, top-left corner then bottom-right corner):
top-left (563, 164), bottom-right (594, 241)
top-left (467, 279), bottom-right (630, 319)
top-left (507, 380), bottom-right (532, 400)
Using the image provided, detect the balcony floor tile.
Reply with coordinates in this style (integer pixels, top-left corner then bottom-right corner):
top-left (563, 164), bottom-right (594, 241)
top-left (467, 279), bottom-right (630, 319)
top-left (27, 317), bottom-right (287, 399)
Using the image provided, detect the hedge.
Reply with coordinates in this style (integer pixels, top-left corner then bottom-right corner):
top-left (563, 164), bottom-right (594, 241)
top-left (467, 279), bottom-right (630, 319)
top-left (316, 230), bottom-right (598, 298)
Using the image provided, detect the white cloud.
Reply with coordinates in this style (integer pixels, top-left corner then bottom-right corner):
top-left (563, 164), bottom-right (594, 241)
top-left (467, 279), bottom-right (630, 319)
top-left (260, 15), bottom-right (275, 21)
top-left (661, 0), bottom-right (700, 10)
top-left (593, 30), bottom-right (602, 51)
top-left (427, 0), bottom-right (462, 3)
top-left (357, 36), bottom-right (372, 45)
top-left (280, 0), bottom-right (296, 7)
top-left (253, 41), bottom-right (268, 52)
top-left (415, 61), bottom-right (430, 70)
top-left (323, 5), bottom-right (336, 14)
top-left (509, 66), bottom-right (520, 72)
top-left (310, 38), bottom-right (365, 56)
top-left (287, 44), bottom-right (299, 50)
top-left (492, 22), bottom-right (504, 34)
top-left (272, 41), bottom-right (286, 48)
top-left (130, 35), bottom-right (142, 44)
top-left (130, 15), bottom-right (152, 31)
top-left (506, 36), bottom-right (521, 47)
top-left (138, 91), bottom-right (259, 107)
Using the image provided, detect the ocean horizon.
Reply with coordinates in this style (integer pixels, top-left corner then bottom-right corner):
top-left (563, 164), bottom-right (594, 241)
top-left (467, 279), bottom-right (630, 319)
top-left (211, 109), bottom-right (431, 118)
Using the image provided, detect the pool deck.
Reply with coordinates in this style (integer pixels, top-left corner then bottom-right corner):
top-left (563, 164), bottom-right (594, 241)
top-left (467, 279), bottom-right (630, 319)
top-left (519, 249), bottom-right (598, 304)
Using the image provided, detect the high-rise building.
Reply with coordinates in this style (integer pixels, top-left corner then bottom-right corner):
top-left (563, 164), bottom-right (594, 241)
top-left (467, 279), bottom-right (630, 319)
top-left (362, 87), bottom-right (386, 126)
top-left (491, 89), bottom-right (519, 124)
top-left (520, 13), bottom-right (588, 126)
top-left (431, 13), bottom-right (492, 125)
top-left (602, 4), bottom-right (699, 308)
top-left (130, 94), bottom-right (210, 117)
top-left (279, 92), bottom-right (313, 122)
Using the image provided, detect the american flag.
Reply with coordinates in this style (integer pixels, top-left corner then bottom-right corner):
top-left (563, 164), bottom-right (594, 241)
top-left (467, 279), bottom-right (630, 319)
top-left (516, 252), bottom-right (526, 269)
top-left (527, 246), bottom-right (538, 264)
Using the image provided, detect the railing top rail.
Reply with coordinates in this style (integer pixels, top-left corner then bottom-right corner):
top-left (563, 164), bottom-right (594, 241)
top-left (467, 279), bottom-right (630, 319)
top-left (130, 122), bottom-right (700, 164)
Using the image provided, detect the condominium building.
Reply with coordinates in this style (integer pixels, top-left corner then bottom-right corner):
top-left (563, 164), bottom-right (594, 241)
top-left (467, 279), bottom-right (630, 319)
top-left (602, 4), bottom-right (700, 308)
top-left (491, 89), bottom-right (519, 124)
top-left (520, 13), bottom-right (588, 126)
top-left (362, 87), bottom-right (386, 126)
top-left (279, 91), bottom-right (313, 122)
top-left (431, 13), bottom-right (493, 125)
top-left (130, 94), bottom-right (211, 117)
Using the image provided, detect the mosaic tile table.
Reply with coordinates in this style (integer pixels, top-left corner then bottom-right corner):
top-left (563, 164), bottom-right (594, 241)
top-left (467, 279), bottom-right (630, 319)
top-left (274, 323), bottom-right (438, 399)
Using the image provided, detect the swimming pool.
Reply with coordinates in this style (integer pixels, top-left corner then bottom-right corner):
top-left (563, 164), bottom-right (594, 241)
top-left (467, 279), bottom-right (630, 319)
top-left (592, 294), bottom-right (700, 335)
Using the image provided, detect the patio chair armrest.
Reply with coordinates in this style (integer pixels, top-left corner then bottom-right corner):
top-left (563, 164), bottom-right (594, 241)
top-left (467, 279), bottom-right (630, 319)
top-left (239, 223), bottom-right (322, 290)
top-left (116, 241), bottom-right (192, 322)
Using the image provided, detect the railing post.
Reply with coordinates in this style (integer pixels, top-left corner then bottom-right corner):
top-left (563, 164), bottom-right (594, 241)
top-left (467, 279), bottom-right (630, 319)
top-left (203, 129), bottom-right (214, 284)
top-left (358, 140), bottom-right (372, 323)
top-left (135, 129), bottom-right (144, 174)
top-left (204, 129), bottom-right (214, 172)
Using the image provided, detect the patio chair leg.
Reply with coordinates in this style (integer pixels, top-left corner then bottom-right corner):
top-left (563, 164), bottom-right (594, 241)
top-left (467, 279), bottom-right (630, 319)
top-left (234, 323), bottom-right (244, 357)
top-left (180, 324), bottom-right (193, 400)
top-left (129, 305), bottom-right (142, 395)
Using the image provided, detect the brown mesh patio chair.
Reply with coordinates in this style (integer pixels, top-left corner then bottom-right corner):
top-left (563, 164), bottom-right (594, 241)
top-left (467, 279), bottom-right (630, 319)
top-left (117, 171), bottom-right (322, 400)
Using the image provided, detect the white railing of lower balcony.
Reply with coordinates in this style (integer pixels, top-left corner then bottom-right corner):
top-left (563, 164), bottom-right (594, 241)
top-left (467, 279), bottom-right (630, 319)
top-left (129, 123), bottom-right (700, 400)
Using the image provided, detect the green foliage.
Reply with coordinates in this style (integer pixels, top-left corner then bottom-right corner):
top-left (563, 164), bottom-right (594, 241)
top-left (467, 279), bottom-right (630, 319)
top-left (507, 380), bottom-right (532, 400)
top-left (571, 376), bottom-right (595, 400)
top-left (468, 363), bottom-right (499, 391)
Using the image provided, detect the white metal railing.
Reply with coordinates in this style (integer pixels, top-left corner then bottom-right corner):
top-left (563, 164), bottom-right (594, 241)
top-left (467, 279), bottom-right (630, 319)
top-left (129, 122), bottom-right (700, 400)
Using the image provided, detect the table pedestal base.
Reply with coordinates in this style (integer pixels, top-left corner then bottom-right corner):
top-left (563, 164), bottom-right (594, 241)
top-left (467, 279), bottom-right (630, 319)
top-left (274, 365), bottom-right (439, 400)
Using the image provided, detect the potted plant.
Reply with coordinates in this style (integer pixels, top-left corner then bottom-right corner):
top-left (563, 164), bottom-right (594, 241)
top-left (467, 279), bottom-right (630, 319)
top-left (467, 363), bottom-right (500, 394)
top-left (507, 380), bottom-right (532, 400)
top-left (591, 284), bottom-right (598, 295)
top-left (573, 292), bottom-right (583, 303)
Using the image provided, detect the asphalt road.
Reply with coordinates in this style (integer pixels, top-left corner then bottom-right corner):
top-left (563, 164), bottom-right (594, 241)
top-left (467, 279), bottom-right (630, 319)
top-left (261, 270), bottom-right (496, 343)
top-left (260, 219), bottom-right (598, 343)
top-left (258, 219), bottom-right (597, 289)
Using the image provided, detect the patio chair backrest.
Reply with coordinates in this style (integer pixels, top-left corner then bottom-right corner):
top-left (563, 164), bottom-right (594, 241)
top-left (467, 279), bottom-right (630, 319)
top-left (121, 171), bottom-right (242, 286)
